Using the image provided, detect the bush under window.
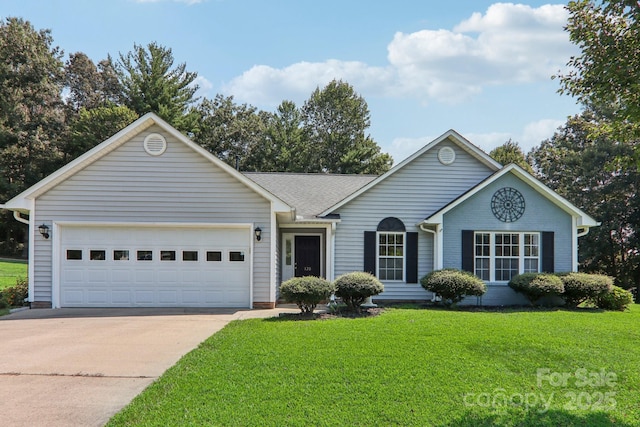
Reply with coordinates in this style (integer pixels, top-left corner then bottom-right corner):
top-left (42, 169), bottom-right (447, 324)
top-left (420, 269), bottom-right (486, 306)
top-left (279, 276), bottom-right (334, 314)
top-left (509, 273), bottom-right (564, 305)
top-left (560, 272), bottom-right (613, 307)
top-left (333, 272), bottom-right (384, 311)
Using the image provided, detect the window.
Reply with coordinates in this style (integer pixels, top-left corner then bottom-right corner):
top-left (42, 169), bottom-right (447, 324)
top-left (378, 232), bottom-right (404, 281)
top-left (66, 250), bottom-right (82, 260)
top-left (474, 232), bottom-right (540, 281)
top-left (161, 251), bottom-right (176, 261)
top-left (90, 250), bottom-right (106, 261)
top-left (207, 251), bottom-right (222, 262)
top-left (183, 251), bottom-right (198, 261)
top-left (137, 250), bottom-right (153, 261)
top-left (114, 250), bottom-right (129, 261)
top-left (229, 251), bottom-right (245, 262)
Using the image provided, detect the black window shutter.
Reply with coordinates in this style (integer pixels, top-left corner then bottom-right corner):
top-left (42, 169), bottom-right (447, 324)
top-left (406, 232), bottom-right (418, 283)
top-left (542, 231), bottom-right (554, 273)
top-left (364, 231), bottom-right (376, 275)
top-left (461, 230), bottom-right (474, 272)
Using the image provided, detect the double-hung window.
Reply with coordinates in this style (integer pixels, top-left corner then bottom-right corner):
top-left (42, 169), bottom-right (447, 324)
top-left (474, 232), bottom-right (540, 282)
top-left (378, 232), bottom-right (404, 281)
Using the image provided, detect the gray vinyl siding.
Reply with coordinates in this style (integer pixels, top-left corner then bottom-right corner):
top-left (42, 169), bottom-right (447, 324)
top-left (332, 139), bottom-right (495, 300)
top-left (33, 125), bottom-right (273, 304)
top-left (443, 173), bottom-right (573, 305)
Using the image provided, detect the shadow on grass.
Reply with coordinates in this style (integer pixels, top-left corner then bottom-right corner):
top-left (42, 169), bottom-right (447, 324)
top-left (437, 409), bottom-right (628, 427)
top-left (378, 302), bottom-right (608, 314)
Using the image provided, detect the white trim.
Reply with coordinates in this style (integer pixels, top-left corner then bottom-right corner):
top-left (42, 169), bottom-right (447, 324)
top-left (320, 129), bottom-right (501, 216)
top-left (473, 231), bottom-right (541, 282)
top-left (376, 231), bottom-right (406, 282)
top-left (572, 216), bottom-right (578, 272)
top-left (421, 164), bottom-right (599, 228)
top-left (269, 208), bottom-right (277, 304)
top-left (27, 199), bottom-right (35, 303)
top-left (280, 231), bottom-right (325, 282)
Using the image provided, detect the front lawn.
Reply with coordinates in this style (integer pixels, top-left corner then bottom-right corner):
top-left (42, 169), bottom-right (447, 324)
top-left (0, 259), bottom-right (27, 290)
top-left (108, 307), bottom-right (640, 426)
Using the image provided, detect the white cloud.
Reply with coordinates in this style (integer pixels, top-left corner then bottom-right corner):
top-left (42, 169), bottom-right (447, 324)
top-left (223, 60), bottom-right (394, 108)
top-left (225, 3), bottom-right (574, 107)
top-left (520, 118), bottom-right (564, 151)
top-left (192, 75), bottom-right (214, 99)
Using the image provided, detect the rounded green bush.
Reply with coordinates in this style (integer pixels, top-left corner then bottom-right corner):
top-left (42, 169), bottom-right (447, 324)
top-left (593, 285), bottom-right (634, 311)
top-left (333, 272), bottom-right (384, 311)
top-left (420, 269), bottom-right (486, 306)
top-left (509, 273), bottom-right (564, 305)
top-left (279, 276), bottom-right (334, 313)
top-left (560, 273), bottom-right (613, 307)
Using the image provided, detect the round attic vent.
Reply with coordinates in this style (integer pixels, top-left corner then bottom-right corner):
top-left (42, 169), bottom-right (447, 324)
top-left (143, 133), bottom-right (167, 156)
top-left (438, 146), bottom-right (455, 165)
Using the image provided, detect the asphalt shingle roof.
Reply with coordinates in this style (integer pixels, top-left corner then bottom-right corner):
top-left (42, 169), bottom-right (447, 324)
top-left (244, 172), bottom-right (378, 219)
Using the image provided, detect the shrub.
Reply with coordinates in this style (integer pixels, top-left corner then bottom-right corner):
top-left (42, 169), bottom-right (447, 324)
top-left (0, 277), bottom-right (28, 307)
top-left (279, 276), bottom-right (334, 314)
top-left (592, 286), bottom-right (634, 311)
top-left (334, 272), bottom-right (384, 311)
top-left (560, 273), bottom-right (613, 307)
top-left (420, 269), bottom-right (486, 306)
top-left (509, 273), bottom-right (564, 305)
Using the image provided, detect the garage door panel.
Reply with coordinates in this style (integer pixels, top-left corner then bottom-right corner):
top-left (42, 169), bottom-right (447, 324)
top-left (60, 225), bottom-right (251, 308)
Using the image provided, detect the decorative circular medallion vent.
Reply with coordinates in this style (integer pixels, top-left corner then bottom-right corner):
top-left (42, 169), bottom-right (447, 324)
top-left (491, 187), bottom-right (525, 222)
top-left (143, 133), bottom-right (167, 156)
top-left (438, 146), bottom-right (456, 165)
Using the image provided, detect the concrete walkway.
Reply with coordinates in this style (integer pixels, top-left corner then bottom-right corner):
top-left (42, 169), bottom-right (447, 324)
top-left (0, 307), bottom-right (297, 427)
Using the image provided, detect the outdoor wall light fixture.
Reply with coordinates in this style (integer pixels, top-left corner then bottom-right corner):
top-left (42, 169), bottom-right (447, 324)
top-left (255, 226), bottom-right (262, 242)
top-left (38, 224), bottom-right (50, 239)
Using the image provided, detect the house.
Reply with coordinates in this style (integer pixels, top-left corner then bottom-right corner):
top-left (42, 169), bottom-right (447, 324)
top-left (1, 113), bottom-right (598, 308)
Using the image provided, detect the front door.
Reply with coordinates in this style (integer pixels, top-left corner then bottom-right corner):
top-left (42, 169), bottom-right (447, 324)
top-left (295, 235), bottom-right (321, 277)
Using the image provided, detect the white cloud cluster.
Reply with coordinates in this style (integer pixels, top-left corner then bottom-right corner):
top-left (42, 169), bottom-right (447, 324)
top-left (223, 3), bottom-right (574, 106)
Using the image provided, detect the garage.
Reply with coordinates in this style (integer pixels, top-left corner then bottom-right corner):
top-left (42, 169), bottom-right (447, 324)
top-left (57, 224), bottom-right (251, 308)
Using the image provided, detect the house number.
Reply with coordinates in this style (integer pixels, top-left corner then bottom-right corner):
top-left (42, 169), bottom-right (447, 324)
top-left (304, 266), bottom-right (312, 271)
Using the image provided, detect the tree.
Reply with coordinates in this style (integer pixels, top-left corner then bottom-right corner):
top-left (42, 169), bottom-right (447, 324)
top-left (114, 42), bottom-right (199, 132)
top-left (302, 79), bottom-right (392, 174)
top-left (528, 111), bottom-right (640, 288)
top-left (192, 95), bottom-right (268, 170)
top-left (489, 139), bottom-right (534, 173)
top-left (64, 105), bottom-right (138, 161)
top-left (263, 100), bottom-right (309, 172)
top-left (0, 17), bottom-right (66, 197)
top-left (65, 52), bottom-right (123, 111)
top-left (557, 1), bottom-right (640, 150)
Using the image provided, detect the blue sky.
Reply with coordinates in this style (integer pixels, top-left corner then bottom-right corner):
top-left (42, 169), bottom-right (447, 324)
top-left (3, 0), bottom-right (581, 163)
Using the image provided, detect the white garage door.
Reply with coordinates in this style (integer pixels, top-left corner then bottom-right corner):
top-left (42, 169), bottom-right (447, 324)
top-left (59, 225), bottom-right (251, 308)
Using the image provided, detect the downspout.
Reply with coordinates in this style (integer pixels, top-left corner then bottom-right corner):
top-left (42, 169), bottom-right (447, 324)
top-left (577, 227), bottom-right (590, 238)
top-left (419, 223), bottom-right (440, 302)
top-left (13, 210), bottom-right (30, 225)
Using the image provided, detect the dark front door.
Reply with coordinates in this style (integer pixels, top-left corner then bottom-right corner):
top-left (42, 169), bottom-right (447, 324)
top-left (295, 235), bottom-right (321, 277)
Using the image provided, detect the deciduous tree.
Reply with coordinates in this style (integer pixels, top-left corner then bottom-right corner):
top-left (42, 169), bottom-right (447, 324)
top-left (489, 139), bottom-right (534, 173)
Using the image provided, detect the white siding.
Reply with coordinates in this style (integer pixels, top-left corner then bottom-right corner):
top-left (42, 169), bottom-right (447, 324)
top-left (332, 139), bottom-right (495, 300)
top-left (34, 125), bottom-right (273, 305)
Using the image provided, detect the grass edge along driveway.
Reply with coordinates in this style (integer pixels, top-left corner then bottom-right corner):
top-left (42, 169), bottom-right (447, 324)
top-left (108, 307), bottom-right (640, 427)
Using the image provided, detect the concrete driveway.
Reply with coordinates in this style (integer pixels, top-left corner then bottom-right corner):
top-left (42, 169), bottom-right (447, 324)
top-left (0, 307), bottom-right (295, 427)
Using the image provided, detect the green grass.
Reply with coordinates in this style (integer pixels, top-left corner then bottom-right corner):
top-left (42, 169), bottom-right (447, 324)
top-left (0, 259), bottom-right (27, 290)
top-left (108, 307), bottom-right (640, 427)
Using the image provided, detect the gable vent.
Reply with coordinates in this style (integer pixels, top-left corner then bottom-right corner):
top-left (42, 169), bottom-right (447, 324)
top-left (143, 133), bottom-right (167, 156)
top-left (438, 146), bottom-right (455, 165)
